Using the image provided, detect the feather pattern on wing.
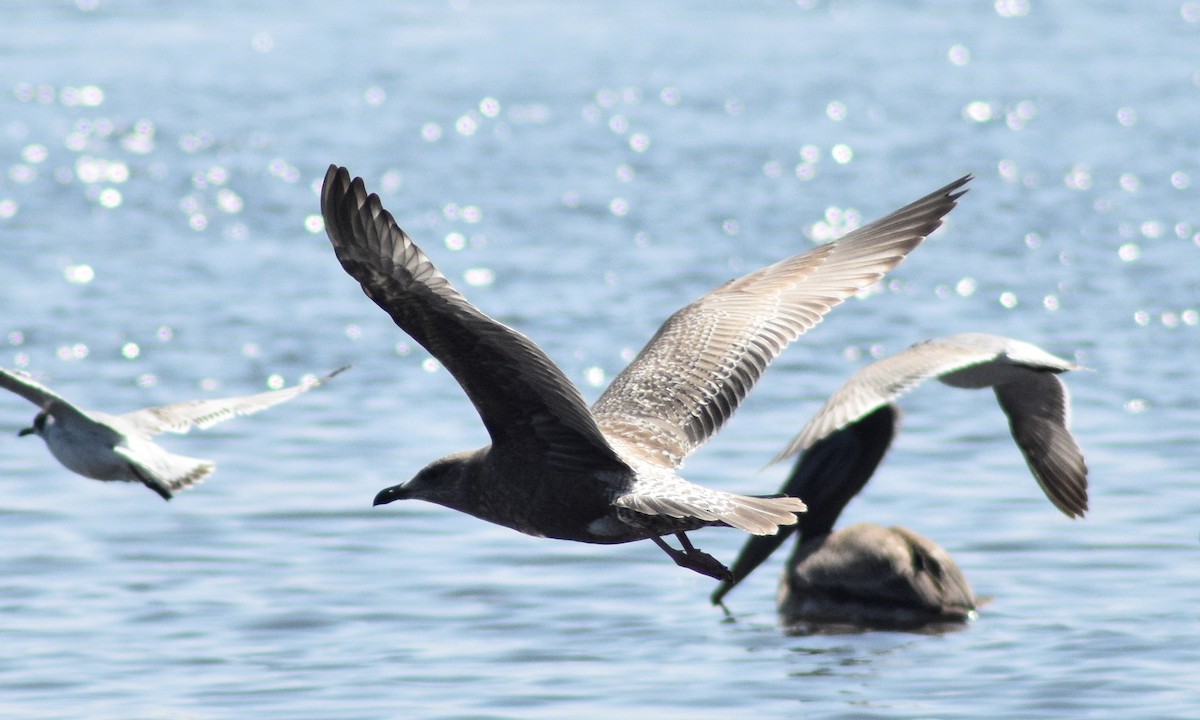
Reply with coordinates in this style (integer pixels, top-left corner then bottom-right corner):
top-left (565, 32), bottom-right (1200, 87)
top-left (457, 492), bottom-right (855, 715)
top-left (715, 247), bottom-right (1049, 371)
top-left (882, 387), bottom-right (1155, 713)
top-left (120, 366), bottom-right (350, 436)
top-left (593, 175), bottom-right (972, 468)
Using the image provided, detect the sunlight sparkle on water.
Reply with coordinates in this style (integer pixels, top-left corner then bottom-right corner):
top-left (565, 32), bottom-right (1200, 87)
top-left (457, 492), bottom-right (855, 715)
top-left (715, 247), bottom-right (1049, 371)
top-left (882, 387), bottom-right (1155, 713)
top-left (98, 188), bottom-right (121, 208)
top-left (963, 101), bottom-right (995, 123)
top-left (464, 268), bottom-right (495, 287)
top-left (995, 0), bottom-right (1030, 18)
top-left (479, 97), bottom-right (501, 117)
top-left (364, 87), bottom-right (385, 106)
top-left (421, 123), bottom-right (443, 142)
top-left (56, 343), bottom-right (89, 361)
top-left (64, 264), bottom-right (95, 284)
top-left (584, 366), bottom-right (605, 388)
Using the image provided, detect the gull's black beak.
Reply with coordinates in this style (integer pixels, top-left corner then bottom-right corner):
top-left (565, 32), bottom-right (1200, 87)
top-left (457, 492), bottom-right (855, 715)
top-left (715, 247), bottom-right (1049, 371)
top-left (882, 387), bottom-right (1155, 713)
top-left (17, 427), bottom-right (34, 437)
top-left (373, 484), bottom-right (409, 506)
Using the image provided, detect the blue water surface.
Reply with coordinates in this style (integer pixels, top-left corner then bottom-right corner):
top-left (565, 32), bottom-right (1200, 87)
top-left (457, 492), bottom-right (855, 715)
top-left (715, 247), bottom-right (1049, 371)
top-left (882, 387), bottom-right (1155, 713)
top-left (1, 1), bottom-right (1199, 718)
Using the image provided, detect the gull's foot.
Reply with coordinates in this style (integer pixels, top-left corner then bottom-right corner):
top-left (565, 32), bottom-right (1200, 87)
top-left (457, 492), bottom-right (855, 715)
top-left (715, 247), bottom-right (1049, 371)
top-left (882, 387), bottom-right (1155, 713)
top-left (651, 533), bottom-right (734, 582)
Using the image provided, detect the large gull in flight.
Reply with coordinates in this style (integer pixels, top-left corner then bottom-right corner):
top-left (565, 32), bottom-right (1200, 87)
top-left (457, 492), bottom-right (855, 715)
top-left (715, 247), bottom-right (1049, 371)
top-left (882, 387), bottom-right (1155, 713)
top-left (321, 164), bottom-right (970, 580)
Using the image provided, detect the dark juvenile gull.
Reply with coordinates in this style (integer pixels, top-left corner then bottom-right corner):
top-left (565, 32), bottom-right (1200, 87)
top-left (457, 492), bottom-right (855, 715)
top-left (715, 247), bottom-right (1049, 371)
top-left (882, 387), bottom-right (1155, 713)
top-left (321, 164), bottom-right (970, 580)
top-left (711, 333), bottom-right (1088, 629)
top-left (3, 366), bottom-right (347, 499)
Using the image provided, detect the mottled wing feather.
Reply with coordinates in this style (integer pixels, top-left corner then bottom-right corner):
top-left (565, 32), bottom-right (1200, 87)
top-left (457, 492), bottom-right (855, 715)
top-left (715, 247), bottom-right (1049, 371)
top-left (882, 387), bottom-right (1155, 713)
top-left (120, 366), bottom-right (349, 436)
top-left (614, 479), bottom-right (806, 535)
top-left (994, 374), bottom-right (1089, 517)
top-left (773, 335), bottom-right (1006, 462)
top-left (321, 165), bottom-right (625, 472)
top-left (593, 175), bottom-right (971, 469)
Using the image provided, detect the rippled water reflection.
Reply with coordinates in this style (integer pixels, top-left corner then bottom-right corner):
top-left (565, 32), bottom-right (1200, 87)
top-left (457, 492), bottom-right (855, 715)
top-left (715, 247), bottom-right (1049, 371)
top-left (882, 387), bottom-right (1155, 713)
top-left (2, 1), bottom-right (1199, 718)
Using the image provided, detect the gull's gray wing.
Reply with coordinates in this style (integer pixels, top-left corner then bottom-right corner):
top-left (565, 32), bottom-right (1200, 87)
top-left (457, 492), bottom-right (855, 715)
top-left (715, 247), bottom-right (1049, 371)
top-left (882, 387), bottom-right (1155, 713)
top-left (119, 366), bottom-right (349, 436)
top-left (592, 175), bottom-right (971, 469)
top-left (321, 165), bottom-right (626, 473)
top-left (0, 367), bottom-right (73, 410)
top-left (774, 332), bottom-right (1082, 460)
top-left (0, 367), bottom-right (95, 425)
top-left (776, 332), bottom-right (1088, 517)
top-left (773, 333), bottom-right (1018, 461)
top-left (994, 372), bottom-right (1088, 517)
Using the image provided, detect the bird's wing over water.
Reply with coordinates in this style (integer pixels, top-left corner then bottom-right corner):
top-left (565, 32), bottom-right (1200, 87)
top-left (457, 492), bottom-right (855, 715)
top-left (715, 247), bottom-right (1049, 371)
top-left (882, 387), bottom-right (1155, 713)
top-left (592, 175), bottom-right (971, 469)
top-left (772, 333), bottom-right (1013, 462)
top-left (321, 165), bottom-right (626, 473)
top-left (0, 367), bottom-right (93, 425)
top-left (119, 366), bottom-right (349, 436)
top-left (995, 372), bottom-right (1088, 517)
top-left (775, 332), bottom-right (1088, 517)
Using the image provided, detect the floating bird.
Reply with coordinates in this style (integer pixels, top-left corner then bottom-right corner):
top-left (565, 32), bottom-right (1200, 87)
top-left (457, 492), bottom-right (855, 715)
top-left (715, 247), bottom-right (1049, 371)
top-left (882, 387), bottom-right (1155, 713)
top-left (711, 333), bottom-right (1088, 629)
top-left (321, 164), bottom-right (969, 580)
top-left (3, 366), bottom-right (348, 500)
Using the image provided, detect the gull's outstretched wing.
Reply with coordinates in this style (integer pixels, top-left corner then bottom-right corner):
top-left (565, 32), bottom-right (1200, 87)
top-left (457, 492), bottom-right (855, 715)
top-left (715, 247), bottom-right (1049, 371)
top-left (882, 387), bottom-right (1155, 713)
top-left (995, 371), bottom-right (1088, 518)
top-left (593, 175), bottom-right (971, 469)
top-left (0, 367), bottom-right (95, 426)
top-left (0, 367), bottom-right (73, 410)
top-left (776, 333), bottom-right (1087, 517)
top-left (321, 166), bottom-right (625, 473)
top-left (120, 366), bottom-right (349, 436)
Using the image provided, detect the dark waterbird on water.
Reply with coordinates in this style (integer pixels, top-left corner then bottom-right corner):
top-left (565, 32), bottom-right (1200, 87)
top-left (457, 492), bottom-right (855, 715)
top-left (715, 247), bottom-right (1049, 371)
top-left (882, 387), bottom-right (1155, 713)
top-left (321, 164), bottom-right (970, 580)
top-left (712, 333), bottom-right (1087, 630)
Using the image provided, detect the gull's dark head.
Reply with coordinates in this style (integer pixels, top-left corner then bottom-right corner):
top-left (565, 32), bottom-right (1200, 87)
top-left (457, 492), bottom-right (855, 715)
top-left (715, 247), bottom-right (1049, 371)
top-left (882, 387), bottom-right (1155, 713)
top-left (18, 410), bottom-right (50, 438)
top-left (373, 450), bottom-right (477, 513)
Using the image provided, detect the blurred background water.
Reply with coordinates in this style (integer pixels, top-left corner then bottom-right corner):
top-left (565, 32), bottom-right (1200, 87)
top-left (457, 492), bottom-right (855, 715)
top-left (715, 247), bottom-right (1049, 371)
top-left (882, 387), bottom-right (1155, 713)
top-left (1, 1), bottom-right (1198, 718)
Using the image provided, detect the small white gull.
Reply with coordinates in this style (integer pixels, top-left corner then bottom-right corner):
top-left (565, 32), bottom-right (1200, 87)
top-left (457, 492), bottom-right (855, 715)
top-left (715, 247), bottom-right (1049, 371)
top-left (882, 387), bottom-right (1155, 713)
top-left (3, 366), bottom-right (347, 499)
